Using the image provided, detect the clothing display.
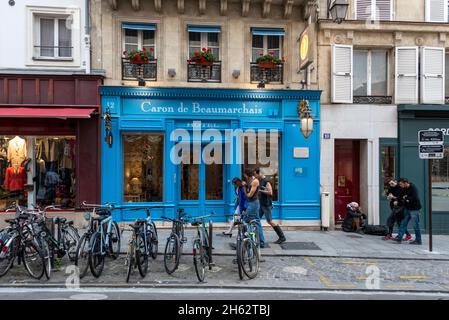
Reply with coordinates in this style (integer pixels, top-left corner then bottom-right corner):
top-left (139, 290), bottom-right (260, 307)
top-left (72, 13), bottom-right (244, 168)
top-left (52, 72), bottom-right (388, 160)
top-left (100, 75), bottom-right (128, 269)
top-left (7, 136), bottom-right (27, 167)
top-left (4, 166), bottom-right (26, 192)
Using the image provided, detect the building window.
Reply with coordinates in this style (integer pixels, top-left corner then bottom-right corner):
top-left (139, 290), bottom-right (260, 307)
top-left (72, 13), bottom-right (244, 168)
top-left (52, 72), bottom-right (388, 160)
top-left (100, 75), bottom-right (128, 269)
top-left (355, 0), bottom-right (392, 21)
top-left (445, 53), bottom-right (449, 103)
top-left (188, 32), bottom-right (220, 59)
top-left (432, 147), bottom-right (449, 212)
top-left (251, 35), bottom-right (282, 62)
top-left (242, 132), bottom-right (280, 201)
top-left (123, 133), bottom-right (164, 203)
top-left (0, 136), bottom-right (77, 210)
top-left (353, 49), bottom-right (388, 97)
top-left (123, 28), bottom-right (155, 53)
top-left (34, 16), bottom-right (73, 59)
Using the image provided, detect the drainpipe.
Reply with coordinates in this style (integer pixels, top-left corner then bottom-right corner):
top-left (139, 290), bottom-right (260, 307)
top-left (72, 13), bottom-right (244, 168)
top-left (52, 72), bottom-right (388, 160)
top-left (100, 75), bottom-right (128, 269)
top-left (84, 0), bottom-right (91, 74)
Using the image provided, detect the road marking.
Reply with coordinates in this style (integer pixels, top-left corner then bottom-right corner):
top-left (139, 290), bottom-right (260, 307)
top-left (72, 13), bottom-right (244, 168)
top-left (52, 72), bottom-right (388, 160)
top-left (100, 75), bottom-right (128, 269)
top-left (304, 257), bottom-right (316, 267)
top-left (356, 277), bottom-right (368, 281)
top-left (384, 285), bottom-right (416, 289)
top-left (341, 261), bottom-right (377, 265)
top-left (319, 275), bottom-right (356, 288)
top-left (399, 276), bottom-right (429, 280)
top-left (283, 266), bottom-right (308, 275)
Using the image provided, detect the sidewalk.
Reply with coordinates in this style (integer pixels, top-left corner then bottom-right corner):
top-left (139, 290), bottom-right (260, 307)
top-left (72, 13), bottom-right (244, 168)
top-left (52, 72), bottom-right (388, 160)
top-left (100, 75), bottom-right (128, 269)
top-left (119, 226), bottom-right (449, 260)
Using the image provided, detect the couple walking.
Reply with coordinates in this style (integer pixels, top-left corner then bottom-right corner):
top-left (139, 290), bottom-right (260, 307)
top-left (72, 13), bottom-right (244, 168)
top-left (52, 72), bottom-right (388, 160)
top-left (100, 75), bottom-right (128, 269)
top-left (223, 168), bottom-right (286, 247)
top-left (385, 178), bottom-right (422, 245)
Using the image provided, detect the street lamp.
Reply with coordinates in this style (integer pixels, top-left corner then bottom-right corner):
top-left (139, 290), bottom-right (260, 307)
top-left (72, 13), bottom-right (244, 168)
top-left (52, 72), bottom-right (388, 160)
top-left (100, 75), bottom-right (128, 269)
top-left (328, 0), bottom-right (349, 24)
top-left (297, 100), bottom-right (314, 140)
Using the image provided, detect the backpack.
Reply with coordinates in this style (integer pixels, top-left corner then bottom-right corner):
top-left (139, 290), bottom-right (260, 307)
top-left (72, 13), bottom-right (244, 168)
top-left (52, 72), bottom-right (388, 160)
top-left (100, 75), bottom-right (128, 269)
top-left (363, 224), bottom-right (389, 236)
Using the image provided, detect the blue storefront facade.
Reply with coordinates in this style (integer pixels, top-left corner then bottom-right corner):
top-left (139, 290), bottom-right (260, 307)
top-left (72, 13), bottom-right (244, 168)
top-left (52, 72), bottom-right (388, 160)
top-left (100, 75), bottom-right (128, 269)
top-left (100, 86), bottom-right (321, 222)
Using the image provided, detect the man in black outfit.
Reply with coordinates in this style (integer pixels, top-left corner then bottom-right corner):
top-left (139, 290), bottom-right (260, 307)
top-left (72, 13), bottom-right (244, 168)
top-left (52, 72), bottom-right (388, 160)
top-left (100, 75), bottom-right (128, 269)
top-left (255, 168), bottom-right (286, 244)
top-left (384, 179), bottom-right (411, 241)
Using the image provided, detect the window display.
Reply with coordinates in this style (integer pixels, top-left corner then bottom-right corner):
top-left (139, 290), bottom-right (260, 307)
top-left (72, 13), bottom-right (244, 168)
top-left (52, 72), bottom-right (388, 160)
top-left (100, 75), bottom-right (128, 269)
top-left (123, 133), bottom-right (164, 202)
top-left (0, 135), bottom-right (76, 210)
top-left (432, 147), bottom-right (449, 212)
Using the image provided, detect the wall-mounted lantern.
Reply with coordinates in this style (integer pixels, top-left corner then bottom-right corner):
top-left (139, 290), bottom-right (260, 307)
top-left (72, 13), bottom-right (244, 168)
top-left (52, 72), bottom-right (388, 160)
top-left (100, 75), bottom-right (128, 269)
top-left (328, 0), bottom-right (349, 24)
top-left (297, 100), bottom-right (314, 140)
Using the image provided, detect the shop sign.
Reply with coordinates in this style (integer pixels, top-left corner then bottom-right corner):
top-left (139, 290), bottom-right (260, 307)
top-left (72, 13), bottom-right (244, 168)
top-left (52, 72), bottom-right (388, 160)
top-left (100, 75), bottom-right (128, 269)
top-left (299, 26), bottom-right (314, 70)
top-left (419, 130), bottom-right (444, 145)
top-left (428, 128), bottom-right (449, 136)
top-left (419, 145), bottom-right (444, 159)
top-left (293, 147), bottom-right (309, 158)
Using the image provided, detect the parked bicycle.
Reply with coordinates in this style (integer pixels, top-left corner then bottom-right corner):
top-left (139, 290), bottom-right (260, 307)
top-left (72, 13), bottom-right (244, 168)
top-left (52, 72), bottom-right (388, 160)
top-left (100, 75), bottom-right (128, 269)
top-left (125, 207), bottom-right (159, 282)
top-left (161, 208), bottom-right (190, 275)
top-left (75, 202), bottom-right (121, 278)
top-left (191, 212), bottom-right (214, 282)
top-left (233, 213), bottom-right (260, 280)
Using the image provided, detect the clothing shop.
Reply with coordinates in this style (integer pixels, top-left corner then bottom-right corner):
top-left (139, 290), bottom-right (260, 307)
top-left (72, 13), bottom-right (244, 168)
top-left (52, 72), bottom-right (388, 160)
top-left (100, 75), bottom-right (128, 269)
top-left (100, 87), bottom-right (321, 223)
top-left (0, 74), bottom-right (103, 211)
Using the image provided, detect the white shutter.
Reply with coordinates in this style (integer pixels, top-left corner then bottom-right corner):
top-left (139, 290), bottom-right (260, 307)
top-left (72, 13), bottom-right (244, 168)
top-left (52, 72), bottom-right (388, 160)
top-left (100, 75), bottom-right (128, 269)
top-left (425, 0), bottom-right (448, 22)
top-left (356, 0), bottom-right (373, 20)
top-left (332, 44), bottom-right (353, 103)
top-left (376, 0), bottom-right (392, 21)
top-left (395, 47), bottom-right (418, 104)
top-left (420, 47), bottom-right (445, 104)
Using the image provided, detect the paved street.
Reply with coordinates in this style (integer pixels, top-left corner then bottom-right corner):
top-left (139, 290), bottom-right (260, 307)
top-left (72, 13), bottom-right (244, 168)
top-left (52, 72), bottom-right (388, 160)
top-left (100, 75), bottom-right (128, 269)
top-left (1, 228), bottom-right (449, 299)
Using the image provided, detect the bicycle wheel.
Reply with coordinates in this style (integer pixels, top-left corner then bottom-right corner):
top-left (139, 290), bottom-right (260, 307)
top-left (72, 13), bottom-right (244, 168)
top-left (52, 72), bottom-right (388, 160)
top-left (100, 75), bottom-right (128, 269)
top-left (88, 232), bottom-right (105, 278)
top-left (63, 225), bottom-right (80, 262)
top-left (249, 221), bottom-right (261, 247)
top-left (0, 236), bottom-right (18, 277)
top-left (136, 231), bottom-right (149, 278)
top-left (240, 238), bottom-right (259, 279)
top-left (164, 234), bottom-right (180, 274)
top-left (36, 236), bottom-right (52, 280)
top-left (149, 222), bottom-right (158, 259)
top-left (235, 238), bottom-right (244, 280)
top-left (108, 222), bottom-right (121, 259)
top-left (75, 233), bottom-right (90, 278)
top-left (125, 236), bottom-right (135, 283)
top-left (22, 241), bottom-right (45, 280)
top-left (193, 238), bottom-right (206, 282)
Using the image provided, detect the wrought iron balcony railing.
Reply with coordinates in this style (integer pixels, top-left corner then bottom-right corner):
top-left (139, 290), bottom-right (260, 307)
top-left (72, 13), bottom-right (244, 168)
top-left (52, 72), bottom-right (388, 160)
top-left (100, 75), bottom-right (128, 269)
top-left (250, 62), bottom-right (283, 84)
top-left (187, 61), bottom-right (221, 83)
top-left (353, 96), bottom-right (393, 104)
top-left (122, 58), bottom-right (157, 81)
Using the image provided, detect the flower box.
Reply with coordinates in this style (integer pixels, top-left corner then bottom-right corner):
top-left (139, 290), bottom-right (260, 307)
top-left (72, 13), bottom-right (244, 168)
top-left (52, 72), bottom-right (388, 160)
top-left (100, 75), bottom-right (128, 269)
top-left (257, 61), bottom-right (278, 69)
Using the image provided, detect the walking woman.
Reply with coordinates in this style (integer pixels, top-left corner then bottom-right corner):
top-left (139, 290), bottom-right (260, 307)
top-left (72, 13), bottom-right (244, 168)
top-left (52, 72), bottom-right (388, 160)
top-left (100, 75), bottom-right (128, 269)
top-left (223, 177), bottom-right (248, 236)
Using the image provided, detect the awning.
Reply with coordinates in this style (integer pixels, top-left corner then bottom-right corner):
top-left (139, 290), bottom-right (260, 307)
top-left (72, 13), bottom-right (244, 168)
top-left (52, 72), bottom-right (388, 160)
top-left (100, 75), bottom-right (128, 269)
top-left (0, 108), bottom-right (96, 119)
top-left (122, 22), bottom-right (156, 31)
top-left (187, 25), bottom-right (221, 33)
top-left (251, 27), bottom-right (285, 36)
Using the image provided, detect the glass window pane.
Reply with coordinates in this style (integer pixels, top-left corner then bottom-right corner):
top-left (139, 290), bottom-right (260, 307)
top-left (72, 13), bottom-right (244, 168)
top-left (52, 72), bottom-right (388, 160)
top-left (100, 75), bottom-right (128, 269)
top-left (189, 32), bottom-right (201, 46)
top-left (432, 147), bottom-right (449, 212)
top-left (252, 35), bottom-right (263, 49)
top-left (445, 54), bottom-right (449, 98)
top-left (142, 30), bottom-right (155, 46)
top-left (267, 36), bottom-right (280, 50)
top-left (40, 18), bottom-right (54, 57)
top-left (205, 149), bottom-right (223, 200)
top-left (371, 50), bottom-right (388, 95)
top-left (123, 134), bottom-right (164, 203)
top-left (58, 19), bottom-right (72, 57)
top-left (189, 46), bottom-right (201, 57)
top-left (207, 33), bottom-right (219, 47)
top-left (181, 146), bottom-right (199, 200)
top-left (353, 50), bottom-right (368, 96)
top-left (124, 29), bottom-right (138, 45)
top-left (252, 48), bottom-right (264, 62)
top-left (211, 48), bottom-right (219, 60)
top-left (0, 136), bottom-right (76, 210)
top-left (242, 132), bottom-right (279, 201)
top-left (381, 145), bottom-right (396, 195)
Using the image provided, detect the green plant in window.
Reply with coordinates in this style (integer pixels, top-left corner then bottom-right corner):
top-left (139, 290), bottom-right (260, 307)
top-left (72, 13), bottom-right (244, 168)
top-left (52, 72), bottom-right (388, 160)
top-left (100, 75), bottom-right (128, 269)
top-left (123, 48), bottom-right (154, 64)
top-left (256, 52), bottom-right (284, 65)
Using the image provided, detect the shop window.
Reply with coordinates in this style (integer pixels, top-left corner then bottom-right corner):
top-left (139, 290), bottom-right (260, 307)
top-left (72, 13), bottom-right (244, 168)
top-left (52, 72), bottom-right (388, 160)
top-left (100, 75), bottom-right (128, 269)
top-left (431, 147), bottom-right (449, 212)
top-left (242, 132), bottom-right (280, 201)
top-left (0, 136), bottom-right (76, 210)
top-left (380, 145), bottom-right (396, 194)
top-left (34, 16), bottom-right (73, 59)
top-left (123, 133), bottom-right (164, 203)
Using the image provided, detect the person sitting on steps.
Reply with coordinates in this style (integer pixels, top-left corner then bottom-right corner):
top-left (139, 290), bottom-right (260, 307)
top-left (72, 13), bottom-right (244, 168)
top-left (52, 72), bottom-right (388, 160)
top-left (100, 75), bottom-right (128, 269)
top-left (342, 202), bottom-right (367, 234)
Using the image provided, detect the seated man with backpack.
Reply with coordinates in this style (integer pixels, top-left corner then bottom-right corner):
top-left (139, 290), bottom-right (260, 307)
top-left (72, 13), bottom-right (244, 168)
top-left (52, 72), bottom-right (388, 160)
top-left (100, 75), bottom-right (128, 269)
top-left (342, 202), bottom-right (367, 234)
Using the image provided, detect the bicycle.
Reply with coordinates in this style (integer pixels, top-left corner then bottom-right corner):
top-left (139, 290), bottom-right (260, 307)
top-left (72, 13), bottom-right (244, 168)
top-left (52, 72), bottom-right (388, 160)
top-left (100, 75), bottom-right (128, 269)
top-left (125, 207), bottom-right (159, 282)
top-left (191, 212), bottom-right (214, 282)
top-left (161, 208), bottom-right (190, 275)
top-left (75, 202), bottom-right (121, 278)
top-left (234, 213), bottom-right (260, 280)
top-left (0, 214), bottom-right (46, 279)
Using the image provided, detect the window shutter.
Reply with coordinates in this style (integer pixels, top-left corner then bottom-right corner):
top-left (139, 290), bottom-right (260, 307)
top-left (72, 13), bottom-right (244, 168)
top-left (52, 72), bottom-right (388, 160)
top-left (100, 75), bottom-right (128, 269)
top-left (395, 47), bottom-right (418, 104)
top-left (332, 44), bottom-right (353, 103)
top-left (376, 0), bottom-right (392, 21)
top-left (425, 0), bottom-right (448, 22)
top-left (420, 47), bottom-right (445, 104)
top-left (356, 0), bottom-right (373, 20)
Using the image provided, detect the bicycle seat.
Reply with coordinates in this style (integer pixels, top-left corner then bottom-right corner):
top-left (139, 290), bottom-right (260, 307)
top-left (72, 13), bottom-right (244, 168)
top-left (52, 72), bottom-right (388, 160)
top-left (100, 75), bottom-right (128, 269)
top-left (92, 215), bottom-right (109, 222)
top-left (18, 214), bottom-right (30, 220)
top-left (191, 221), bottom-right (202, 226)
top-left (4, 219), bottom-right (17, 224)
top-left (54, 217), bottom-right (67, 224)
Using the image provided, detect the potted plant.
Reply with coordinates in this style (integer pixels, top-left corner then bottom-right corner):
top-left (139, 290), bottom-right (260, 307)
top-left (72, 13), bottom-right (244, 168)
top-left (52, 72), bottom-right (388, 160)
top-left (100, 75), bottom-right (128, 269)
top-left (256, 52), bottom-right (284, 69)
top-left (188, 48), bottom-right (215, 66)
top-left (123, 48), bottom-right (154, 65)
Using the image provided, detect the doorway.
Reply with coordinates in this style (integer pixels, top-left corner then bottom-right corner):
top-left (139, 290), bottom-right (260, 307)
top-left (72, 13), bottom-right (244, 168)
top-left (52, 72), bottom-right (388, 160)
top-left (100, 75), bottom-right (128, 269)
top-left (334, 140), bottom-right (360, 222)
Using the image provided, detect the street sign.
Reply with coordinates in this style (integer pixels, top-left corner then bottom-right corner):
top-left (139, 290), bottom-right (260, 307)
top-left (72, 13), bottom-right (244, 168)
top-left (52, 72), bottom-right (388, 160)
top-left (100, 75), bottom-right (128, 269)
top-left (419, 144), bottom-right (444, 159)
top-left (418, 130), bottom-right (444, 145)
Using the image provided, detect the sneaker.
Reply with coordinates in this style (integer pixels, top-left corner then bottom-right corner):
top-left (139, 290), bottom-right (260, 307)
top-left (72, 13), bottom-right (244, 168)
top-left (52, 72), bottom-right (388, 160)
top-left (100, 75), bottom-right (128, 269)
top-left (383, 234), bottom-right (391, 241)
top-left (405, 234), bottom-right (412, 241)
top-left (409, 240), bottom-right (422, 245)
top-left (274, 238), bottom-right (286, 244)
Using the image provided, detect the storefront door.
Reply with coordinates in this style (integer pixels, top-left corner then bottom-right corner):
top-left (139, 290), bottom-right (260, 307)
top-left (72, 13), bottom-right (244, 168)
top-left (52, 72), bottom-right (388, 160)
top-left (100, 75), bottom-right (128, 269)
top-left (379, 139), bottom-right (398, 226)
top-left (334, 140), bottom-right (360, 222)
top-left (178, 143), bottom-right (225, 216)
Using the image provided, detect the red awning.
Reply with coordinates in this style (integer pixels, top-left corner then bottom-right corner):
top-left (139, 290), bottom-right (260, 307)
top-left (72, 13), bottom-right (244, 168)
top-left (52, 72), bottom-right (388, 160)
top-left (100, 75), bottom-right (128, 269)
top-left (0, 108), bottom-right (96, 119)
